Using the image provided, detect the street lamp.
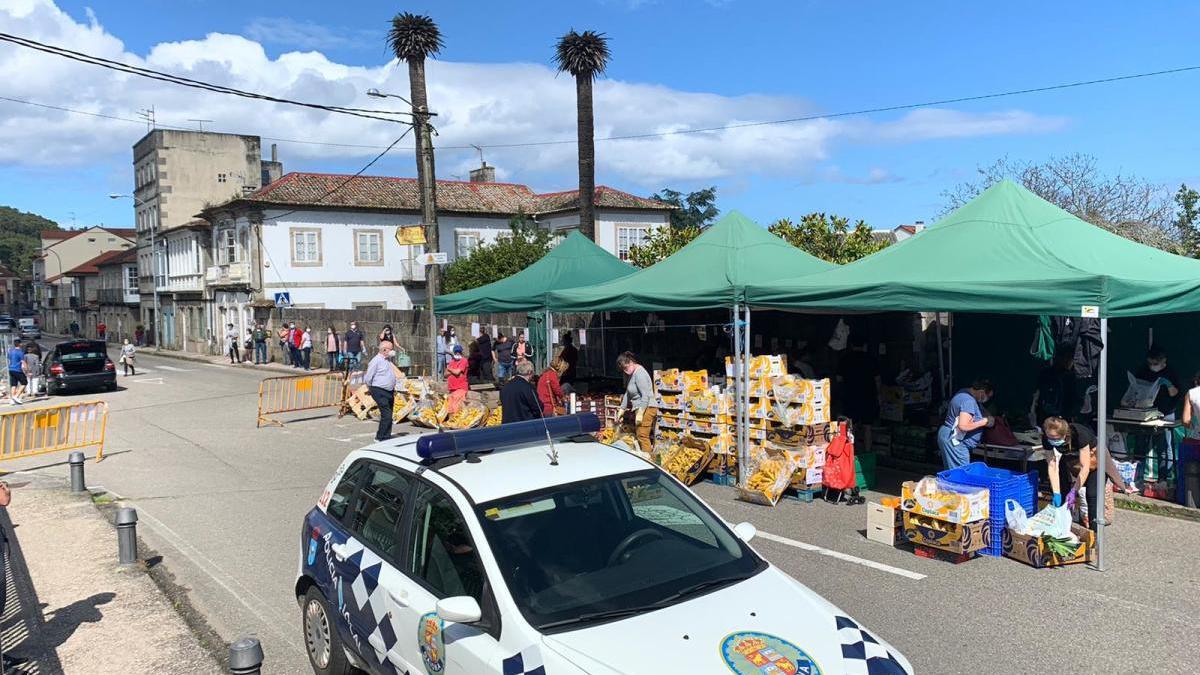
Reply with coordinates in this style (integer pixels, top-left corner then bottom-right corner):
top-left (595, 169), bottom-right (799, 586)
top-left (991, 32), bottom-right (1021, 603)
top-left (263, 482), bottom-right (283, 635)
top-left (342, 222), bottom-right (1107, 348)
top-left (366, 88), bottom-right (413, 106)
top-left (110, 193), bottom-right (161, 351)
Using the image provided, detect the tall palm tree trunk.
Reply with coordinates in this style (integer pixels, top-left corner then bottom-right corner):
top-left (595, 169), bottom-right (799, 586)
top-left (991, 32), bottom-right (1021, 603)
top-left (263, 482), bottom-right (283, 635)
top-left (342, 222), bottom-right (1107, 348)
top-left (409, 58), bottom-right (440, 374)
top-left (576, 75), bottom-right (596, 241)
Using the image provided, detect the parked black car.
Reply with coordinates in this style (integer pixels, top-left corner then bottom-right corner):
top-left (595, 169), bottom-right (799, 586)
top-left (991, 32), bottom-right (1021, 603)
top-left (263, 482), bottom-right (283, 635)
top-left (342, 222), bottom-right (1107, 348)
top-left (43, 340), bottom-right (117, 394)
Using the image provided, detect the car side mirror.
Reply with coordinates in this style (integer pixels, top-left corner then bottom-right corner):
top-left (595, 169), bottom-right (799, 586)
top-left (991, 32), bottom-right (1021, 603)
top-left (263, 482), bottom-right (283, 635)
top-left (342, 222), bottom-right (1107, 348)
top-left (733, 522), bottom-right (756, 543)
top-left (436, 596), bottom-right (482, 624)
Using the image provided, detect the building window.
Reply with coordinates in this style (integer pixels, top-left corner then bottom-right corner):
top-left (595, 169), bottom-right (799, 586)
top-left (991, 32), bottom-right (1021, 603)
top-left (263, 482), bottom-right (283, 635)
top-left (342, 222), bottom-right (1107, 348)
top-left (217, 173), bottom-right (227, 183)
top-left (456, 231), bottom-right (481, 258)
top-left (355, 230), bottom-right (383, 265)
top-left (125, 266), bottom-right (138, 292)
top-left (290, 228), bottom-right (322, 266)
top-left (616, 225), bottom-right (651, 261)
top-left (221, 230), bottom-right (238, 264)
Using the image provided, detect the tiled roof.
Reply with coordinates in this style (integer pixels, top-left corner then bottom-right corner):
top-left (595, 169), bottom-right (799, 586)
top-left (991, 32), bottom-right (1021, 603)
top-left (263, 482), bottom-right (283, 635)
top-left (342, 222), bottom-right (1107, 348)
top-left (62, 248), bottom-right (135, 276)
top-left (95, 248), bottom-right (139, 267)
top-left (41, 230), bottom-right (75, 240)
top-left (42, 227), bottom-right (137, 244)
top-left (224, 172), bottom-right (672, 216)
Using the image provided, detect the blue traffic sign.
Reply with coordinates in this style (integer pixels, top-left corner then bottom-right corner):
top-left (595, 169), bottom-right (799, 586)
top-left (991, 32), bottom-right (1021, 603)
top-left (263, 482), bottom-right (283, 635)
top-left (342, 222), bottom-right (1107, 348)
top-left (274, 292), bottom-right (292, 308)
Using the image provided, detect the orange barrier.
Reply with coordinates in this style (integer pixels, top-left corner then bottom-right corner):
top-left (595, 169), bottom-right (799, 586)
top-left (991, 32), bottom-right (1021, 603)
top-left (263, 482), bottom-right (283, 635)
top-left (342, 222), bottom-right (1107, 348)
top-left (256, 372), bottom-right (348, 428)
top-left (0, 400), bottom-right (109, 462)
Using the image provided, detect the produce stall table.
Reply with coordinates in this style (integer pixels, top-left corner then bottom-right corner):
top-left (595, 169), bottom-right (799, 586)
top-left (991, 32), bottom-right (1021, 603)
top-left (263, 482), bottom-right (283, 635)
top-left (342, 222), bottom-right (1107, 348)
top-left (971, 442), bottom-right (1047, 475)
top-left (1107, 417), bottom-right (1182, 484)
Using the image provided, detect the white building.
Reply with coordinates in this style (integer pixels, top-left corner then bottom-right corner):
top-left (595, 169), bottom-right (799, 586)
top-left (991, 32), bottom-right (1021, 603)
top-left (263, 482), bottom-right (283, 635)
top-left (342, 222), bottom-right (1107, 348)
top-left (198, 170), bottom-right (672, 323)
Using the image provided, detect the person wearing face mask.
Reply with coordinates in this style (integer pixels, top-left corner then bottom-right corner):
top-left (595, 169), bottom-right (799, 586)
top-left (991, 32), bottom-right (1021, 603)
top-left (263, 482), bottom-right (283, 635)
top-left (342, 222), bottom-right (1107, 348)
top-left (1134, 346), bottom-right (1182, 469)
top-left (936, 379), bottom-right (995, 470)
top-left (617, 351), bottom-right (657, 457)
top-left (365, 341), bottom-right (398, 441)
top-left (1041, 416), bottom-right (1131, 528)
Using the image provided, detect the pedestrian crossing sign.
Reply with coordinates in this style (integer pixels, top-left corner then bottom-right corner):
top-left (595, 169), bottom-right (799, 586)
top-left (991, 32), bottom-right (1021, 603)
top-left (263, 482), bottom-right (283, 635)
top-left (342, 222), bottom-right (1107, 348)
top-left (274, 292), bottom-right (292, 308)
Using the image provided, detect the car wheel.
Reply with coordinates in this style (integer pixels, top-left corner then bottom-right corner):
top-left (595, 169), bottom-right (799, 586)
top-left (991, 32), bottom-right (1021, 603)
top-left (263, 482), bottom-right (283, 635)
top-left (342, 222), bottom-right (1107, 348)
top-left (302, 587), bottom-right (354, 675)
top-left (106, 382), bottom-right (118, 392)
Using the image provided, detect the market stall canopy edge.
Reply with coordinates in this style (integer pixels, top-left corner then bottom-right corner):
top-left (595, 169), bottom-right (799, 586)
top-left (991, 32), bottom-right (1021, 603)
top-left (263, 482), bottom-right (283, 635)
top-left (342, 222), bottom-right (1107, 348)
top-left (434, 230), bottom-right (636, 314)
top-left (746, 180), bottom-right (1200, 318)
top-left (547, 210), bottom-right (836, 312)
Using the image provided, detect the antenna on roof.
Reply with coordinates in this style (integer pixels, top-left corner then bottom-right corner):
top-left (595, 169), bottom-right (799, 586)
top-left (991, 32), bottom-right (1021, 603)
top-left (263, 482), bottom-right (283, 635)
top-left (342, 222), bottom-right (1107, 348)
top-left (471, 144), bottom-right (484, 166)
top-left (187, 119), bottom-right (214, 131)
top-left (137, 107), bottom-right (155, 133)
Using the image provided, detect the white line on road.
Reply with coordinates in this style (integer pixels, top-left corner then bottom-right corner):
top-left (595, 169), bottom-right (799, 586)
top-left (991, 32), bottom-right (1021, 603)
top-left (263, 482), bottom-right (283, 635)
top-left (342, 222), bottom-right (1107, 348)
top-left (126, 377), bottom-right (165, 385)
top-left (755, 531), bottom-right (927, 580)
top-left (155, 365), bottom-right (193, 372)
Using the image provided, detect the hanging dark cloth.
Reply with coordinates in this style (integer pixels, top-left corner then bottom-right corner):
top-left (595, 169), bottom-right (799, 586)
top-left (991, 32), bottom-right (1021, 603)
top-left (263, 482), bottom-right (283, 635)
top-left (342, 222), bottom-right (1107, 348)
top-left (1044, 316), bottom-right (1102, 379)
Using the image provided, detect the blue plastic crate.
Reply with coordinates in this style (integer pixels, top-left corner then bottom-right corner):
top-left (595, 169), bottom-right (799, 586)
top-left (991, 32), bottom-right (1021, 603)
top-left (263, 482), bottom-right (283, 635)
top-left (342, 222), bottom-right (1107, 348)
top-left (939, 462), bottom-right (1036, 556)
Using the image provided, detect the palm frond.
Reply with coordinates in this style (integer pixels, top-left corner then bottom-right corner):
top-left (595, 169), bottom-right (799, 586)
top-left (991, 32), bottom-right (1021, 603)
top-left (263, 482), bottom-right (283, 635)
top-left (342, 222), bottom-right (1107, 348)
top-left (387, 12), bottom-right (444, 61)
top-left (554, 30), bottom-right (610, 79)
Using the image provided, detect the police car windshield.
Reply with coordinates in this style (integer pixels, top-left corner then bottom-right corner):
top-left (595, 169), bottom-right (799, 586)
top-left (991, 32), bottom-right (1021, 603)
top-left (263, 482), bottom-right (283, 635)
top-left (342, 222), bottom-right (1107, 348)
top-left (476, 469), bottom-right (764, 633)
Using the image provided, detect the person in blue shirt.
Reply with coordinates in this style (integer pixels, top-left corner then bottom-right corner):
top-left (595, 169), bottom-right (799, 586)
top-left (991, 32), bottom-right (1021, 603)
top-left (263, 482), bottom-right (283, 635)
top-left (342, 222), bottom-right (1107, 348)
top-left (6, 338), bottom-right (27, 405)
top-left (936, 380), bottom-right (995, 469)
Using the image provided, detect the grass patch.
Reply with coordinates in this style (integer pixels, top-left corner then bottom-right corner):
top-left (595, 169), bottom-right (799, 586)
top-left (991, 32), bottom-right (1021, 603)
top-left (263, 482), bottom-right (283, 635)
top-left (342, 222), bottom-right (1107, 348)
top-left (91, 493), bottom-right (116, 505)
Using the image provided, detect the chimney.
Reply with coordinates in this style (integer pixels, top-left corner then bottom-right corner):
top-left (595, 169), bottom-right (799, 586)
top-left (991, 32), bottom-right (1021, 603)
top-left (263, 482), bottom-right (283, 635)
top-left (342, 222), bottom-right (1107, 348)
top-left (469, 161), bottom-right (496, 183)
top-left (271, 143), bottom-right (278, 162)
top-left (914, 220), bottom-right (925, 232)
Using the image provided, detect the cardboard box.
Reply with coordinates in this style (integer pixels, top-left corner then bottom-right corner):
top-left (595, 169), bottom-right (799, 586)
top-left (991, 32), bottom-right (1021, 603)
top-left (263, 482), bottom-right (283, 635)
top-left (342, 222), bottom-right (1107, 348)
top-left (901, 480), bottom-right (989, 524)
top-left (867, 503), bottom-right (902, 546)
top-left (725, 354), bottom-right (787, 379)
top-left (903, 512), bottom-right (990, 554)
top-left (1002, 523), bottom-right (1095, 568)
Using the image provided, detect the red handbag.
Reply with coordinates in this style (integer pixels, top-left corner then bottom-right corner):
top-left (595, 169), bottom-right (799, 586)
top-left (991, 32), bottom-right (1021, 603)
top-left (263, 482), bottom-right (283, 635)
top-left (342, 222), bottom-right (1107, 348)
top-left (981, 415), bottom-right (1019, 446)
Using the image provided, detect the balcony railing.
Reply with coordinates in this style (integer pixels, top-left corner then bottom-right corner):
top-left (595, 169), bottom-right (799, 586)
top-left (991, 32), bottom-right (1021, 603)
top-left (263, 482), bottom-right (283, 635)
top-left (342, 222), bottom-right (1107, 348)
top-left (158, 274), bottom-right (204, 293)
top-left (205, 262), bottom-right (252, 286)
top-left (97, 288), bottom-right (140, 305)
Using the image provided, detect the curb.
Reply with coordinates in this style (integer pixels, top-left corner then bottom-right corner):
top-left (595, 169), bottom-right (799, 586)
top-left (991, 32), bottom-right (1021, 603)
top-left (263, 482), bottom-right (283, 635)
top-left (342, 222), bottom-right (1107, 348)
top-left (1114, 494), bottom-right (1200, 522)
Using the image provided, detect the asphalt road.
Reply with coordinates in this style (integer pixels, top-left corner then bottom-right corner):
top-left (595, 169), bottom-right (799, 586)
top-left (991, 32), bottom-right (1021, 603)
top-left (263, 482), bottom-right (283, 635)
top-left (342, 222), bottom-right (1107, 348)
top-left (4, 349), bottom-right (1197, 674)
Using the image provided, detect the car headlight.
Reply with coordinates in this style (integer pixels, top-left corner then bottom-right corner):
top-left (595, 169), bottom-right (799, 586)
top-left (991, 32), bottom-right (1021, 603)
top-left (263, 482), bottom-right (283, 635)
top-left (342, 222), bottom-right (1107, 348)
top-left (834, 614), bottom-right (912, 675)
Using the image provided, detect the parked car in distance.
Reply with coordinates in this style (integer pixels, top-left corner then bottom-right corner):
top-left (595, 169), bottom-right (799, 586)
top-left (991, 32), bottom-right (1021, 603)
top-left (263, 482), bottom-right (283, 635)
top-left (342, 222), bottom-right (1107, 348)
top-left (0, 315), bottom-right (13, 332)
top-left (43, 340), bottom-right (116, 394)
top-left (18, 317), bottom-right (40, 339)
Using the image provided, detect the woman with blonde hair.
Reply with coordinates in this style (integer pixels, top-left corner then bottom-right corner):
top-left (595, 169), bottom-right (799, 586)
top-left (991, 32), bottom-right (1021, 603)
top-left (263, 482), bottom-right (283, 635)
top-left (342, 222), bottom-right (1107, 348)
top-left (538, 356), bottom-right (568, 416)
top-left (1041, 416), bottom-right (1131, 529)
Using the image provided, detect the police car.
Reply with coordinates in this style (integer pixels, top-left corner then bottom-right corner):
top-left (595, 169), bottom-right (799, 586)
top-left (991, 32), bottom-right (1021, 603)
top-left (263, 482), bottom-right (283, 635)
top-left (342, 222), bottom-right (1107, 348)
top-left (296, 414), bottom-right (913, 675)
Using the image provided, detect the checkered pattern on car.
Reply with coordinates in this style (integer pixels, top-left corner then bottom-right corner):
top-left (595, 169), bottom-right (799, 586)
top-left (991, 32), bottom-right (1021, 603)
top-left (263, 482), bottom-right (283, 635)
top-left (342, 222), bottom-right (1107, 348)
top-left (835, 615), bottom-right (910, 675)
top-left (335, 537), bottom-right (405, 674)
top-left (502, 645), bottom-right (545, 675)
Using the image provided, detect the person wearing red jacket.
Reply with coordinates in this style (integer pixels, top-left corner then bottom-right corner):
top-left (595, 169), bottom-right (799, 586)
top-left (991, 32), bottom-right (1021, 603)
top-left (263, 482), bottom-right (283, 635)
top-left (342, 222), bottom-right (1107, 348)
top-left (537, 356), bottom-right (568, 417)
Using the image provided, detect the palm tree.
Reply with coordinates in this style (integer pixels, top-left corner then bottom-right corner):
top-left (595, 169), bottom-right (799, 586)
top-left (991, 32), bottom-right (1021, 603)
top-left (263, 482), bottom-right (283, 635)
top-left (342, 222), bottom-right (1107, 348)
top-left (554, 30), bottom-right (610, 241)
top-left (388, 12), bottom-right (443, 376)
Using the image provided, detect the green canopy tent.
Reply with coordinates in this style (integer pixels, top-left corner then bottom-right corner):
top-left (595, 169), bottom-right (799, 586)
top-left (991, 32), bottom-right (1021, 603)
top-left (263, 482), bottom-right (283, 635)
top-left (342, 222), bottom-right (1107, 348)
top-left (747, 180), bottom-right (1200, 570)
top-left (433, 231), bottom-right (636, 369)
top-left (549, 210), bottom-right (836, 485)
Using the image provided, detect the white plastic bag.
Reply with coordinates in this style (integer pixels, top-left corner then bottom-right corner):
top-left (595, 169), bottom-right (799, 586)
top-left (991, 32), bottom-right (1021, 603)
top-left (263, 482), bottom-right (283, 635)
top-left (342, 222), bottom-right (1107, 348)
top-left (1025, 503), bottom-right (1071, 538)
top-left (1005, 499), bottom-right (1030, 534)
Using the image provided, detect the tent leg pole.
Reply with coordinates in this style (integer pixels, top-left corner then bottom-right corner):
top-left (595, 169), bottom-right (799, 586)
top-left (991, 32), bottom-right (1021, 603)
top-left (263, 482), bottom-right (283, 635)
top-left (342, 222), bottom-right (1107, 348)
top-left (546, 310), bottom-right (554, 371)
top-left (739, 305), bottom-right (748, 482)
top-left (948, 312), bottom-right (954, 393)
top-left (732, 303), bottom-right (743, 486)
top-left (935, 313), bottom-right (946, 400)
top-left (1094, 317), bottom-right (1108, 571)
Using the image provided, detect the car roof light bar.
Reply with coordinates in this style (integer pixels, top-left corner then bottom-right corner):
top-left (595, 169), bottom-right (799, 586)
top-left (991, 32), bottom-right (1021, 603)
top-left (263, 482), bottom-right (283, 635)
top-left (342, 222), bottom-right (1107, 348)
top-left (415, 413), bottom-right (601, 461)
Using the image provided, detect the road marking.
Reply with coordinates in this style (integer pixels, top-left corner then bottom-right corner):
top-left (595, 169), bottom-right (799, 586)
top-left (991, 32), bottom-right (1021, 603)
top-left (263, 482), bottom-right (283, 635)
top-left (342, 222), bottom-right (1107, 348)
top-left (156, 365), bottom-right (193, 372)
top-left (326, 431), bottom-right (378, 443)
top-left (755, 531), bottom-right (927, 581)
top-left (126, 377), bottom-right (165, 385)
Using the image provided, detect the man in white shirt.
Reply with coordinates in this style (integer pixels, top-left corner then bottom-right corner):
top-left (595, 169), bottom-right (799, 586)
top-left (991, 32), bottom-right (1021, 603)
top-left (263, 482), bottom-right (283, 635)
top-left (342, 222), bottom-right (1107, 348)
top-left (365, 341), bottom-right (398, 441)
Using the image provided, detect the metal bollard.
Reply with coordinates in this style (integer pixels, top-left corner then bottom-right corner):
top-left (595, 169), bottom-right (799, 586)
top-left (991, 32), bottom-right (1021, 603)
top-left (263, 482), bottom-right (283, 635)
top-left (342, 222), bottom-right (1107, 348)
top-left (229, 637), bottom-right (264, 674)
top-left (116, 507), bottom-right (138, 565)
top-left (69, 451), bottom-right (86, 493)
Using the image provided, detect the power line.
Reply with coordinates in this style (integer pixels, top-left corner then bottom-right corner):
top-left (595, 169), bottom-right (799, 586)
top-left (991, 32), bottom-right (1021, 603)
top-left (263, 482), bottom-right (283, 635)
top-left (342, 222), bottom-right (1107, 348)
top-left (1, 35), bottom-right (1197, 151)
top-left (0, 32), bottom-right (411, 125)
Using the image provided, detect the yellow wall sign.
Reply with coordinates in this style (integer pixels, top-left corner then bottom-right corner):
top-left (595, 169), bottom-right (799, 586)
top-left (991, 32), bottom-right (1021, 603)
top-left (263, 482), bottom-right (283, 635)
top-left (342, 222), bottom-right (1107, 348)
top-left (396, 226), bottom-right (427, 245)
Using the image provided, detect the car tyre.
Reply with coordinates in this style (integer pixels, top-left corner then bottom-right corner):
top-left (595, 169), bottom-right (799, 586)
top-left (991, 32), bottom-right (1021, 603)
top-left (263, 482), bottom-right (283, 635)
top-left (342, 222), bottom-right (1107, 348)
top-left (106, 382), bottom-right (118, 392)
top-left (302, 586), bottom-right (355, 675)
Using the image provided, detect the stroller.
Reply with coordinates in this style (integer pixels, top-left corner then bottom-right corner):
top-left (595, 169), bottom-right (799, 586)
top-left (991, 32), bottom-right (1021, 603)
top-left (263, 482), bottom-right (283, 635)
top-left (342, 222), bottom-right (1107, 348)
top-left (824, 418), bottom-right (865, 505)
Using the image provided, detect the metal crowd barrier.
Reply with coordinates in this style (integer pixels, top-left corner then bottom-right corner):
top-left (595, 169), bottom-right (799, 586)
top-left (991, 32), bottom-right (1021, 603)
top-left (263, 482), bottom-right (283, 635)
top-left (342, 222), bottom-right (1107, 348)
top-left (0, 400), bottom-right (109, 462)
top-left (256, 372), bottom-right (348, 428)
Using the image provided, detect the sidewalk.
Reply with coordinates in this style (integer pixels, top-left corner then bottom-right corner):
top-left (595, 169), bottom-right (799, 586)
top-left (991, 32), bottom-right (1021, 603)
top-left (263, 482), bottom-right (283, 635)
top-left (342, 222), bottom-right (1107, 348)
top-left (42, 332), bottom-right (305, 376)
top-left (1, 474), bottom-right (220, 674)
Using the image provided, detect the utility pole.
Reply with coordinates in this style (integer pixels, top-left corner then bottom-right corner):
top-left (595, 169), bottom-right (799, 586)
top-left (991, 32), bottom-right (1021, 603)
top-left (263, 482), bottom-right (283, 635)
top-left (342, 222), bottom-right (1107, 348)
top-left (414, 102), bottom-right (440, 377)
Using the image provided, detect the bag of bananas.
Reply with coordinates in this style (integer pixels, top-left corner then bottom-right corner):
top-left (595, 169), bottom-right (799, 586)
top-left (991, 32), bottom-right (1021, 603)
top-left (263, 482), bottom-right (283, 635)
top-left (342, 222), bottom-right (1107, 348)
top-left (442, 402), bottom-right (487, 430)
top-left (392, 396), bottom-right (416, 423)
top-left (736, 449), bottom-right (799, 506)
top-left (483, 406), bottom-right (503, 427)
top-left (411, 397), bottom-right (448, 428)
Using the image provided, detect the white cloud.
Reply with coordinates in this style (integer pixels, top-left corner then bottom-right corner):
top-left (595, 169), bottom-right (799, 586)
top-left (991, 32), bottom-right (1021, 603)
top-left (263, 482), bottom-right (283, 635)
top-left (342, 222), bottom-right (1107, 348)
top-left (0, 0), bottom-right (1066, 191)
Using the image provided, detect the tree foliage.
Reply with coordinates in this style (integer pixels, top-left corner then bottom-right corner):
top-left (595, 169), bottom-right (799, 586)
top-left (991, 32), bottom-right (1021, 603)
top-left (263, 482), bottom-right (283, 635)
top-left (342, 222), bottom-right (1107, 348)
top-left (0, 205), bottom-right (59, 275)
top-left (441, 214), bottom-right (554, 294)
top-left (387, 13), bottom-right (444, 61)
top-left (1173, 183), bottom-right (1200, 258)
top-left (768, 213), bottom-right (888, 264)
top-left (626, 225), bottom-right (702, 268)
top-left (651, 187), bottom-right (719, 230)
top-left (942, 154), bottom-right (1177, 250)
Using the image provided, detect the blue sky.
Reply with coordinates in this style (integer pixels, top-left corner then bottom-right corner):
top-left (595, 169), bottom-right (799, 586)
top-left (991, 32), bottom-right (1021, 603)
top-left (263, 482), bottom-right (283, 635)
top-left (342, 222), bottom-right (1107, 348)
top-left (3, 0), bottom-right (1199, 230)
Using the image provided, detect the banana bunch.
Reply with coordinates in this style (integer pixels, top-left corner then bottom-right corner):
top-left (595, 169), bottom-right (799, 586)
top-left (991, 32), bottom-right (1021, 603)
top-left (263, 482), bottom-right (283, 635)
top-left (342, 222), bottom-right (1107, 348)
top-left (411, 398), bottom-right (448, 428)
top-left (662, 445), bottom-right (706, 481)
top-left (746, 458), bottom-right (789, 495)
top-left (484, 406), bottom-right (502, 427)
top-left (392, 396), bottom-right (416, 423)
top-left (443, 403), bottom-right (486, 430)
